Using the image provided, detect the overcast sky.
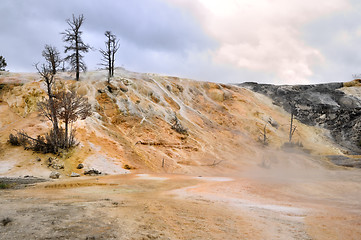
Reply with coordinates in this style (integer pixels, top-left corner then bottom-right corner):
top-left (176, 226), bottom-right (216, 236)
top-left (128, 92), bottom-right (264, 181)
top-left (1, 0), bottom-right (361, 84)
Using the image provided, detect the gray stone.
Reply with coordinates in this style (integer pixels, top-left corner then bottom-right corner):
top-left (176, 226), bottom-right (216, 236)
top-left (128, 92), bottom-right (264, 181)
top-left (2, 217), bottom-right (12, 226)
top-left (49, 171), bottom-right (60, 179)
top-left (70, 172), bottom-right (80, 177)
top-left (47, 157), bottom-right (64, 170)
top-left (267, 117), bottom-right (279, 129)
top-left (84, 169), bottom-right (102, 176)
top-left (76, 163), bottom-right (84, 169)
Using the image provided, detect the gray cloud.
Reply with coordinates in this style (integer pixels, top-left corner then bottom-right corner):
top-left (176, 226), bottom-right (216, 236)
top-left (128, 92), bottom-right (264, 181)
top-left (302, 0), bottom-right (361, 83)
top-left (1, 0), bottom-right (361, 84)
top-left (1, 0), bottom-right (215, 74)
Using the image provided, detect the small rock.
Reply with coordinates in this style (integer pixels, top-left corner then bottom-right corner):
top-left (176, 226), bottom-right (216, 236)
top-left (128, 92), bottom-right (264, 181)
top-left (268, 117), bottom-right (279, 129)
top-left (36, 157), bottom-right (41, 162)
top-left (52, 164), bottom-right (64, 170)
top-left (2, 217), bottom-right (12, 226)
top-left (77, 163), bottom-right (84, 169)
top-left (47, 157), bottom-right (53, 167)
top-left (47, 157), bottom-right (64, 170)
top-left (49, 171), bottom-right (60, 179)
top-left (84, 169), bottom-right (102, 176)
top-left (70, 172), bottom-right (80, 177)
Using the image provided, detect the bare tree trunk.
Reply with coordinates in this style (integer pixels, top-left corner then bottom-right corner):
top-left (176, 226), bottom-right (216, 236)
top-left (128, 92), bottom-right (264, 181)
top-left (49, 96), bottom-right (59, 152)
top-left (64, 120), bottom-right (68, 148)
top-left (62, 14), bottom-right (90, 82)
top-left (263, 124), bottom-right (268, 146)
top-left (111, 50), bottom-right (115, 77)
top-left (76, 37), bottom-right (80, 81)
top-left (37, 64), bottom-right (59, 152)
top-left (289, 111), bottom-right (294, 142)
top-left (100, 31), bottom-right (119, 82)
top-left (108, 38), bottom-right (111, 82)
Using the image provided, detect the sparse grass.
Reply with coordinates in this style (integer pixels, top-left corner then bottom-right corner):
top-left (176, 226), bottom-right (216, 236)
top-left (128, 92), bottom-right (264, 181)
top-left (0, 183), bottom-right (12, 189)
top-left (2, 217), bottom-right (12, 226)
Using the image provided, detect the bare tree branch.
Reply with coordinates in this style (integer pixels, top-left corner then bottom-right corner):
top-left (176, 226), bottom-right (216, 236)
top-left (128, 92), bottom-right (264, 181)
top-left (61, 14), bottom-right (91, 81)
top-left (55, 90), bottom-right (91, 148)
top-left (99, 31), bottom-right (120, 83)
top-left (42, 45), bottom-right (61, 75)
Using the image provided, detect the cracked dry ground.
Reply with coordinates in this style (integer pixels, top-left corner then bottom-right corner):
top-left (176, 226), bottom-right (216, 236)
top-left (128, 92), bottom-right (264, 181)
top-left (1, 173), bottom-right (361, 240)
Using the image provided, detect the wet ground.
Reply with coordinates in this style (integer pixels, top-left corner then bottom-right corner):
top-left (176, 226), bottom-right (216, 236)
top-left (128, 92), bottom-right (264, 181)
top-left (1, 171), bottom-right (360, 240)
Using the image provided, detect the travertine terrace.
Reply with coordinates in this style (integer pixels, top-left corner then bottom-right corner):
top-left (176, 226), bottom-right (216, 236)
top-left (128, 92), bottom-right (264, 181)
top-left (0, 69), bottom-right (360, 239)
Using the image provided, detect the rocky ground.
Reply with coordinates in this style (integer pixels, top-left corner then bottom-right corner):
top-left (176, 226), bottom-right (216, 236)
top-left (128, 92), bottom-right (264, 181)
top-left (241, 80), bottom-right (361, 155)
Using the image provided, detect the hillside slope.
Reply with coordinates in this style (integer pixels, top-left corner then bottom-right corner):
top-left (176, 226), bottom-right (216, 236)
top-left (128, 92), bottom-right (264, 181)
top-left (242, 80), bottom-right (361, 155)
top-left (0, 69), bottom-right (345, 178)
top-left (1, 70), bottom-right (361, 240)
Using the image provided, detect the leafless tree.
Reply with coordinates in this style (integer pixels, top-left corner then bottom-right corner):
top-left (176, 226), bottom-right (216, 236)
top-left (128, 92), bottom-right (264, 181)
top-left (262, 123), bottom-right (268, 146)
top-left (171, 112), bottom-right (188, 135)
top-left (42, 45), bottom-right (61, 75)
top-left (55, 90), bottom-right (91, 148)
top-left (99, 31), bottom-right (120, 83)
top-left (203, 160), bottom-right (224, 167)
top-left (289, 109), bottom-right (297, 142)
top-left (62, 14), bottom-right (91, 81)
top-left (36, 63), bottom-right (60, 152)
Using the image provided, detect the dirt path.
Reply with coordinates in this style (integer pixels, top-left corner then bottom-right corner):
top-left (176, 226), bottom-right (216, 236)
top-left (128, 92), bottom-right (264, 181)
top-left (0, 172), bottom-right (361, 239)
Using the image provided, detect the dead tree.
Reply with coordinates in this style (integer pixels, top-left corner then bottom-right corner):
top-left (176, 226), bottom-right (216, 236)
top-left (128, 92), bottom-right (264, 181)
top-left (42, 45), bottom-right (61, 75)
top-left (56, 90), bottom-right (91, 148)
top-left (36, 63), bottom-right (60, 152)
top-left (99, 31), bottom-right (120, 83)
top-left (262, 124), bottom-right (268, 146)
top-left (62, 14), bottom-right (91, 81)
top-left (171, 112), bottom-right (188, 135)
top-left (203, 160), bottom-right (224, 167)
top-left (289, 109), bottom-right (297, 142)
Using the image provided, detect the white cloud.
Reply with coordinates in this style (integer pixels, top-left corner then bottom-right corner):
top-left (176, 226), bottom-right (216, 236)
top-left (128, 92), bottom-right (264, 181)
top-left (167, 0), bottom-right (350, 84)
